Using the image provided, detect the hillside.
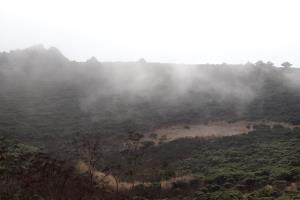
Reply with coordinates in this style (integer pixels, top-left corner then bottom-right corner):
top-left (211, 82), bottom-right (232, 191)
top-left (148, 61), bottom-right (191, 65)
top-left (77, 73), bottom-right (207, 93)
top-left (1, 46), bottom-right (300, 139)
top-left (1, 46), bottom-right (300, 199)
top-left (1, 124), bottom-right (300, 199)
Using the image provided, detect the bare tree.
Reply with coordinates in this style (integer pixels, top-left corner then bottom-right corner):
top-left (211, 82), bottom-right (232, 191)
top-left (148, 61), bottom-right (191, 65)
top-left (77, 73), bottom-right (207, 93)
top-left (74, 132), bottom-right (103, 186)
top-left (122, 132), bottom-right (146, 189)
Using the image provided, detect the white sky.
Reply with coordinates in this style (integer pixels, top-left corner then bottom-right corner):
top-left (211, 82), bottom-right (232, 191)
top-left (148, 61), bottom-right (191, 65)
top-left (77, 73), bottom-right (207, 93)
top-left (0, 0), bottom-right (300, 65)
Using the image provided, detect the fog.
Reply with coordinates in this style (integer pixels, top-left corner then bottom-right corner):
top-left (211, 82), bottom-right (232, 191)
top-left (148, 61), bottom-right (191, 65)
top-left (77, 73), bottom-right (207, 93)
top-left (1, 0), bottom-right (300, 65)
top-left (1, 45), bottom-right (300, 137)
top-left (2, 2), bottom-right (300, 198)
top-left (0, 46), bottom-right (287, 109)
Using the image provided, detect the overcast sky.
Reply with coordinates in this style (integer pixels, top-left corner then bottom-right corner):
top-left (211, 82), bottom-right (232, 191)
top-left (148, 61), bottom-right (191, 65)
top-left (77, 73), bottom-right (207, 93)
top-left (1, 0), bottom-right (300, 66)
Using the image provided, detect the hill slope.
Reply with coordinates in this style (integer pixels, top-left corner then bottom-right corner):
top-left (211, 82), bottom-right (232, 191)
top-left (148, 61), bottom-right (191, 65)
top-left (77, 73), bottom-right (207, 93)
top-left (1, 46), bottom-right (300, 140)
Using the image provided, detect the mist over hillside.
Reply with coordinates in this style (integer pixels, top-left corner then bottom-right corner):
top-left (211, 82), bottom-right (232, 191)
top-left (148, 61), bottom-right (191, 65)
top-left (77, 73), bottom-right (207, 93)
top-left (2, 46), bottom-right (300, 199)
top-left (2, 0), bottom-right (300, 198)
top-left (1, 45), bottom-right (300, 139)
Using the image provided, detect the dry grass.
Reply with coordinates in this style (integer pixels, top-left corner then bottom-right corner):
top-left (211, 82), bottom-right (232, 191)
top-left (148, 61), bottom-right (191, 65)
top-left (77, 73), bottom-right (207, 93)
top-left (76, 160), bottom-right (196, 191)
top-left (146, 121), bottom-right (252, 143)
top-left (145, 120), bottom-right (300, 143)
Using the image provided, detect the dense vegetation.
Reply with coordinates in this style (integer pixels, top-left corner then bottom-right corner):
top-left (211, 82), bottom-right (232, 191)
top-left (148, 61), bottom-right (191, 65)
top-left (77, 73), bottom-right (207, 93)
top-left (144, 124), bottom-right (300, 199)
top-left (1, 46), bottom-right (300, 199)
top-left (1, 125), bottom-right (300, 199)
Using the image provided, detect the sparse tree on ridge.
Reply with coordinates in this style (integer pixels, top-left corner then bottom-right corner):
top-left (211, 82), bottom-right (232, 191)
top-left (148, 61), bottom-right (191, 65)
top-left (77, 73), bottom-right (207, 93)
top-left (281, 61), bottom-right (292, 68)
top-left (266, 61), bottom-right (274, 67)
top-left (255, 60), bottom-right (265, 66)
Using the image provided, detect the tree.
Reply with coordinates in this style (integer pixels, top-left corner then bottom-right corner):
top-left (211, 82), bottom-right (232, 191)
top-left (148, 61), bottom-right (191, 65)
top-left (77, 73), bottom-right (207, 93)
top-left (281, 61), bottom-right (292, 68)
top-left (266, 61), bottom-right (274, 67)
top-left (138, 58), bottom-right (147, 64)
top-left (255, 60), bottom-right (265, 66)
top-left (74, 132), bottom-right (103, 186)
top-left (122, 132), bottom-right (144, 189)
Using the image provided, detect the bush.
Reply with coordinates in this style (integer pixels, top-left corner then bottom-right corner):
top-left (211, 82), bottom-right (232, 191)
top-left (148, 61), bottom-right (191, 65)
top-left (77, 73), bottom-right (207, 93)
top-left (172, 180), bottom-right (190, 190)
top-left (273, 180), bottom-right (288, 190)
top-left (206, 184), bottom-right (221, 192)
